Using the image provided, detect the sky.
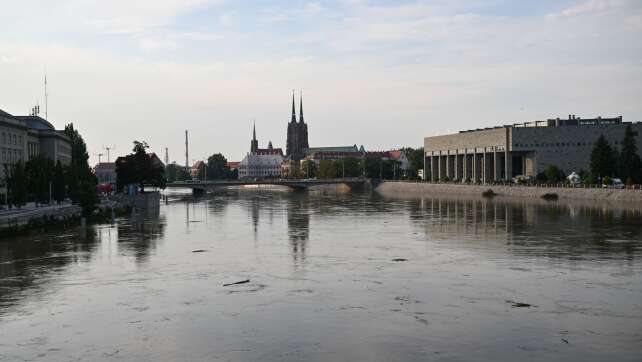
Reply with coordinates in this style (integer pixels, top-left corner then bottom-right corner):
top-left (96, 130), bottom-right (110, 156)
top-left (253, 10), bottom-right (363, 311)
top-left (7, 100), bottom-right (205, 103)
top-left (1, 0), bottom-right (641, 165)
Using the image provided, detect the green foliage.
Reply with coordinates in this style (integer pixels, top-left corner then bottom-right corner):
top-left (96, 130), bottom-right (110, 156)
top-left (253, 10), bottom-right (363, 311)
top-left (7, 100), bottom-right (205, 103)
top-left (199, 153), bottom-right (235, 180)
top-left (53, 161), bottom-right (66, 204)
top-left (5, 163), bottom-right (27, 207)
top-left (317, 160), bottom-right (337, 179)
top-left (300, 160), bottom-right (317, 178)
top-left (543, 164), bottom-right (564, 183)
top-left (400, 147), bottom-right (424, 179)
top-left (602, 175), bottom-right (612, 186)
top-left (25, 155), bottom-right (55, 205)
top-left (116, 141), bottom-right (166, 192)
top-left (64, 123), bottom-right (97, 214)
top-left (590, 135), bottom-right (616, 179)
top-left (618, 125), bottom-right (642, 184)
top-left (342, 157), bottom-right (363, 177)
top-left (166, 163), bottom-right (190, 182)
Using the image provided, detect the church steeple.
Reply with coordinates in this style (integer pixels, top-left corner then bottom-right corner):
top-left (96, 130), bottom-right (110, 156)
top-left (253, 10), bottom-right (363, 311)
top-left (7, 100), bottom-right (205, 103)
top-left (299, 91), bottom-right (304, 124)
top-left (250, 121), bottom-right (258, 153)
top-left (291, 91), bottom-right (297, 123)
top-left (252, 121), bottom-right (257, 141)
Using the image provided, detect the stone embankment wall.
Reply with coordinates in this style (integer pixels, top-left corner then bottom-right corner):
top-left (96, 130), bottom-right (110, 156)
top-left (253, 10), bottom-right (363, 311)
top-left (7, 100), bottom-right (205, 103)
top-left (375, 181), bottom-right (642, 203)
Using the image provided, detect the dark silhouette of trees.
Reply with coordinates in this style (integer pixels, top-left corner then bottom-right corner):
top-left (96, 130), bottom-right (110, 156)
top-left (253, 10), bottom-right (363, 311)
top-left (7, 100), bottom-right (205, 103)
top-left (618, 125), bottom-right (642, 184)
top-left (590, 135), bottom-right (616, 181)
top-left (116, 141), bottom-right (166, 193)
top-left (25, 155), bottom-right (54, 205)
top-left (53, 161), bottom-right (65, 204)
top-left (4, 163), bottom-right (27, 207)
top-left (64, 123), bottom-right (97, 214)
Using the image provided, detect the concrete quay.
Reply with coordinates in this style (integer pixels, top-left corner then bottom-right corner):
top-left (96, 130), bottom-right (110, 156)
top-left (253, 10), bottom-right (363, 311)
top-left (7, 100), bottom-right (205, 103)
top-left (375, 181), bottom-right (642, 203)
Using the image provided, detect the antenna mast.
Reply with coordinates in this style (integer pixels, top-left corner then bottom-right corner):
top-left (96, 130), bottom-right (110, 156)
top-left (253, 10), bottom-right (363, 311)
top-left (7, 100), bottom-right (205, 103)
top-left (185, 130), bottom-right (189, 168)
top-left (44, 73), bottom-right (48, 120)
top-left (165, 147), bottom-right (169, 165)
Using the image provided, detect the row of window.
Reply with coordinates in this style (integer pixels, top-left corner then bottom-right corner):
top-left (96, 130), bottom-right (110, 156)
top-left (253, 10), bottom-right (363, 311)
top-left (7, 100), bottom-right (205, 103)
top-left (1, 148), bottom-right (23, 163)
top-left (515, 141), bottom-right (596, 148)
top-left (1, 132), bottom-right (22, 146)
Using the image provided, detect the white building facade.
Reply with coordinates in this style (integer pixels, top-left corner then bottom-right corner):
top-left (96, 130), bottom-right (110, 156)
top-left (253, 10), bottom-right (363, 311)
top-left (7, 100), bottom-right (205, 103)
top-left (238, 151), bottom-right (284, 179)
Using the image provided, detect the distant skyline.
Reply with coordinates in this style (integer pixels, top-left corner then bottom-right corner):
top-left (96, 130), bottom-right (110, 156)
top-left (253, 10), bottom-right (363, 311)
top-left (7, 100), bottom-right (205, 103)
top-left (1, 0), bottom-right (641, 165)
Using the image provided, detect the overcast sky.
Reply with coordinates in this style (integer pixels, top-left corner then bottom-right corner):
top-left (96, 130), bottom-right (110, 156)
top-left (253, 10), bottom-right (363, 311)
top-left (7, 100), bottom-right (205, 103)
top-left (1, 0), bottom-right (641, 165)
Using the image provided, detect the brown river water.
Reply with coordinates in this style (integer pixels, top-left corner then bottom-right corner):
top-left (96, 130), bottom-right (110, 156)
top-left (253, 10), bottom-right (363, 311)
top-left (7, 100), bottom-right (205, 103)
top-left (1, 188), bottom-right (641, 361)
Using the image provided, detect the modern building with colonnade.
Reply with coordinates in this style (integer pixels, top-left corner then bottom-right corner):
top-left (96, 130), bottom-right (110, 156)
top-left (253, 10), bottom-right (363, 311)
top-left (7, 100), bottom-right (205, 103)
top-left (423, 115), bottom-right (642, 182)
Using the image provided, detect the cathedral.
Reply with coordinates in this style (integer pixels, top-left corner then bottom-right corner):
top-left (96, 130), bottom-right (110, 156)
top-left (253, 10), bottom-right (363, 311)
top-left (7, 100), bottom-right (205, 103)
top-left (286, 92), bottom-right (309, 159)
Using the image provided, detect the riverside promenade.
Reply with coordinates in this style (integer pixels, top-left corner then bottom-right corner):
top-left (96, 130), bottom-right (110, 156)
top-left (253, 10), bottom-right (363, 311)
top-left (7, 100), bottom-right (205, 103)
top-left (0, 202), bottom-right (82, 231)
top-left (376, 181), bottom-right (642, 203)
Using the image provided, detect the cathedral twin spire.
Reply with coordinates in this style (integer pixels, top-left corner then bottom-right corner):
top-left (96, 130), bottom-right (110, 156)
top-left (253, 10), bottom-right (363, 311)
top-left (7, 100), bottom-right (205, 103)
top-left (286, 90), bottom-right (309, 158)
top-left (290, 91), bottom-right (305, 124)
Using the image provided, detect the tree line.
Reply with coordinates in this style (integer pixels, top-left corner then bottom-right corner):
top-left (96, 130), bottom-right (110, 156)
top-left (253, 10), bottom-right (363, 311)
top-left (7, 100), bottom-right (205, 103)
top-left (2, 124), bottom-right (98, 215)
top-left (164, 153), bottom-right (237, 182)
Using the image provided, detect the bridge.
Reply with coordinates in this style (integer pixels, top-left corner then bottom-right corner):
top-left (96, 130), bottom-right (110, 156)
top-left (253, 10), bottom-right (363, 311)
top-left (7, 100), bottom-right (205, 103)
top-left (166, 177), bottom-right (369, 194)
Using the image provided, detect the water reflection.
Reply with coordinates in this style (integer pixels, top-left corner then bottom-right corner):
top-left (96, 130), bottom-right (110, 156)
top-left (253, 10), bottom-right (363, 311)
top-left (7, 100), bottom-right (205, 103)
top-left (287, 194), bottom-right (310, 266)
top-left (0, 227), bottom-right (98, 312)
top-left (117, 208), bottom-right (166, 264)
top-left (410, 197), bottom-right (642, 261)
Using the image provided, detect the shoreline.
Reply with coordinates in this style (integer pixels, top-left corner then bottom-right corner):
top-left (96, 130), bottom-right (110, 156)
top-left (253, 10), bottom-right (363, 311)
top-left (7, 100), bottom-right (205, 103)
top-left (375, 181), bottom-right (642, 205)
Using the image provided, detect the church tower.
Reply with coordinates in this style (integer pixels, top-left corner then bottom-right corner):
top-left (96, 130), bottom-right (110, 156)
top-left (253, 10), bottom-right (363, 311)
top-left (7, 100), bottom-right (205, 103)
top-left (298, 91), bottom-right (309, 151)
top-left (286, 92), bottom-right (298, 157)
top-left (250, 122), bottom-right (258, 154)
top-left (285, 91), bottom-right (309, 159)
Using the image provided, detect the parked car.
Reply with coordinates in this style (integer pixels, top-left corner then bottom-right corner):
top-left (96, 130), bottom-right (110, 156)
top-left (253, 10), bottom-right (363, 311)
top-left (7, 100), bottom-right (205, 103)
top-left (612, 178), bottom-right (625, 189)
top-left (512, 175), bottom-right (531, 184)
top-left (567, 172), bottom-right (581, 185)
top-left (602, 177), bottom-right (624, 189)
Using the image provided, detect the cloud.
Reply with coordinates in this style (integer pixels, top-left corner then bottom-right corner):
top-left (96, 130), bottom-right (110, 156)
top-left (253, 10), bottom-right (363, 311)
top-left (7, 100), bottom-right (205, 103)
top-left (1, 0), bottom-right (641, 164)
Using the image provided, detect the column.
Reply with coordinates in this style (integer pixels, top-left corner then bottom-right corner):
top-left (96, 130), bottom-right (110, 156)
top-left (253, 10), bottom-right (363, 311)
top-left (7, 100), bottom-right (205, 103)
top-left (481, 151), bottom-right (486, 184)
top-left (463, 150), bottom-right (468, 182)
top-left (454, 151), bottom-right (459, 181)
top-left (438, 153), bottom-right (443, 182)
top-left (431, 155), bottom-right (437, 182)
top-left (445, 153), bottom-right (451, 181)
top-left (472, 151), bottom-right (477, 183)
top-left (505, 150), bottom-right (512, 181)
top-left (493, 149), bottom-right (499, 181)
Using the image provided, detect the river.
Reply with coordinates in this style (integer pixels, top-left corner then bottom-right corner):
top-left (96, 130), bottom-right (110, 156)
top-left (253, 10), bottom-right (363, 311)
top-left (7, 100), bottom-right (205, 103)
top-left (1, 188), bottom-right (641, 361)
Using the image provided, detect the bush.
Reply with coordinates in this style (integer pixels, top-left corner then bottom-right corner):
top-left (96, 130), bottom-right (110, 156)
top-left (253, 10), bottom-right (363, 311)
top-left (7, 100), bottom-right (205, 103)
top-left (541, 193), bottom-right (559, 201)
top-left (482, 189), bottom-right (496, 198)
top-left (602, 176), bottom-right (612, 186)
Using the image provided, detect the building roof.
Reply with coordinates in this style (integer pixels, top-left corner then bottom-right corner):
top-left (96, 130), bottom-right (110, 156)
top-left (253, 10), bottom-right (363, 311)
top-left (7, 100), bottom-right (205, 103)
top-left (256, 148), bottom-right (284, 156)
top-left (94, 162), bottom-right (116, 170)
top-left (305, 145), bottom-right (360, 155)
top-left (14, 115), bottom-right (56, 131)
top-left (191, 160), bottom-right (205, 169)
top-left (226, 161), bottom-right (240, 169)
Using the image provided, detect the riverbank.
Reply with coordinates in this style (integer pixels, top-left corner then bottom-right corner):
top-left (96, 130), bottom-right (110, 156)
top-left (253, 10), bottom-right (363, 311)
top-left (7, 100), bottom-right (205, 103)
top-left (375, 181), bottom-right (642, 203)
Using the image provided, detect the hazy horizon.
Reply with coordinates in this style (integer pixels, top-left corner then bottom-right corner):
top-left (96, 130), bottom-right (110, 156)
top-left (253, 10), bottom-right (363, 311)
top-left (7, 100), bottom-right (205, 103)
top-left (1, 0), bottom-right (641, 165)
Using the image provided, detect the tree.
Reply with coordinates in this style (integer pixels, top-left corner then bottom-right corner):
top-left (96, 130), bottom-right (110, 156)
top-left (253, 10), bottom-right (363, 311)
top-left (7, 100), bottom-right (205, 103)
top-left (543, 164), bottom-right (564, 183)
top-left (342, 157), bottom-right (362, 177)
top-left (205, 153), bottom-right (233, 180)
top-left (590, 135), bottom-right (616, 180)
top-left (400, 147), bottom-right (424, 179)
top-left (300, 160), bottom-right (317, 178)
top-left (116, 141), bottom-right (166, 193)
top-left (53, 161), bottom-right (66, 204)
top-left (64, 123), bottom-right (97, 214)
top-left (25, 155), bottom-right (55, 205)
top-left (166, 162), bottom-right (190, 182)
top-left (5, 163), bottom-right (27, 207)
top-left (317, 160), bottom-right (337, 179)
top-left (618, 125), bottom-right (642, 184)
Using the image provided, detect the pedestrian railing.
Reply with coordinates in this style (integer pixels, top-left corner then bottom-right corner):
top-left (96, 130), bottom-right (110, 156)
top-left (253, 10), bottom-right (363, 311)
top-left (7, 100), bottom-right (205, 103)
top-left (380, 179), bottom-right (642, 191)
